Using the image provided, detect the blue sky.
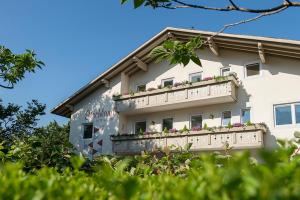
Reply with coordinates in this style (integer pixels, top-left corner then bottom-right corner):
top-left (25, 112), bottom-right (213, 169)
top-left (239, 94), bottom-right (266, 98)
top-left (1, 0), bottom-right (300, 126)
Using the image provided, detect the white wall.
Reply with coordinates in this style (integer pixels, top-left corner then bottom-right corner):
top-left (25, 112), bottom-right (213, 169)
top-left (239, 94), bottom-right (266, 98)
top-left (69, 47), bottom-right (300, 155)
top-left (70, 75), bottom-right (121, 156)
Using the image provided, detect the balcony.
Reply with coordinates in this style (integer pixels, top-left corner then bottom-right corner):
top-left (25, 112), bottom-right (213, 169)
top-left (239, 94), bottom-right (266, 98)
top-left (114, 75), bottom-right (239, 114)
top-left (111, 124), bottom-right (266, 155)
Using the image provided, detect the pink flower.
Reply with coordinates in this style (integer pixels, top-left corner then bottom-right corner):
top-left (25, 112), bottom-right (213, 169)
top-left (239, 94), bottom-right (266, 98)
top-left (191, 126), bottom-right (202, 131)
top-left (203, 77), bottom-right (213, 81)
top-left (169, 128), bottom-right (177, 133)
top-left (233, 123), bottom-right (244, 127)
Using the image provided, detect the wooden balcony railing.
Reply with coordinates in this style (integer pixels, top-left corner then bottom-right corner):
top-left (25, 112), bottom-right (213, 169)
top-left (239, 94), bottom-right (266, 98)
top-left (114, 75), bottom-right (239, 114)
top-left (111, 124), bottom-right (266, 155)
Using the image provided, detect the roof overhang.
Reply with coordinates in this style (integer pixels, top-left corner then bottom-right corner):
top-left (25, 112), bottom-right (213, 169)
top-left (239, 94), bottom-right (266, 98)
top-left (51, 27), bottom-right (300, 118)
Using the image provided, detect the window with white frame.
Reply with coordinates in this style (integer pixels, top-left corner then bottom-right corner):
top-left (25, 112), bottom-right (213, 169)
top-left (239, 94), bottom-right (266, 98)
top-left (135, 121), bottom-right (146, 134)
top-left (189, 72), bottom-right (202, 83)
top-left (162, 78), bottom-right (174, 87)
top-left (190, 115), bottom-right (202, 129)
top-left (296, 104), bottom-right (300, 124)
top-left (221, 67), bottom-right (231, 76)
top-left (222, 111), bottom-right (231, 126)
top-left (136, 84), bottom-right (146, 92)
top-left (162, 118), bottom-right (173, 131)
top-left (245, 62), bottom-right (260, 77)
top-left (274, 103), bottom-right (300, 126)
top-left (241, 108), bottom-right (251, 123)
top-left (83, 123), bottom-right (93, 139)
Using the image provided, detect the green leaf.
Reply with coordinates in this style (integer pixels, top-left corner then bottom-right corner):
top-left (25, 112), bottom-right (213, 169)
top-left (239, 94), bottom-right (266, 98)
top-left (190, 55), bottom-right (202, 66)
top-left (163, 40), bottom-right (175, 50)
top-left (134, 0), bottom-right (145, 8)
top-left (120, 0), bottom-right (128, 4)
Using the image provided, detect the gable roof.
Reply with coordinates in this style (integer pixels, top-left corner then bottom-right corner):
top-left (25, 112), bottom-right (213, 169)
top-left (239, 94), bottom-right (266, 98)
top-left (51, 27), bottom-right (300, 118)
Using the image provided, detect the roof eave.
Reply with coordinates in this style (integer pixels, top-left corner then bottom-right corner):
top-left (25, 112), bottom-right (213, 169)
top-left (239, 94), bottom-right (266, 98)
top-left (52, 27), bottom-right (300, 118)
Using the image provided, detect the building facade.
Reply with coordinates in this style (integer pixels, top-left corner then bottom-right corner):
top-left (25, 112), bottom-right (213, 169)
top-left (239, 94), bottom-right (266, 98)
top-left (52, 28), bottom-right (300, 157)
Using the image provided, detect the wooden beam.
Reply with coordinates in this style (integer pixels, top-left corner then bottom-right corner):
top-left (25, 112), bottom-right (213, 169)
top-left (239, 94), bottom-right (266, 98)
top-left (167, 32), bottom-right (176, 40)
top-left (208, 38), bottom-right (219, 56)
top-left (101, 79), bottom-right (110, 88)
top-left (258, 42), bottom-right (266, 64)
top-left (66, 104), bottom-right (74, 112)
top-left (121, 72), bottom-right (129, 94)
top-left (132, 56), bottom-right (147, 72)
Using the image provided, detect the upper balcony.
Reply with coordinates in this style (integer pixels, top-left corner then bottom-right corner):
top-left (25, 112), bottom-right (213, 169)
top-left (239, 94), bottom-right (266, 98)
top-left (114, 75), bottom-right (239, 115)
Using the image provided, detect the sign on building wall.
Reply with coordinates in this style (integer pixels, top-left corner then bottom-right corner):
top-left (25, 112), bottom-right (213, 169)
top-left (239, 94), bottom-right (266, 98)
top-left (83, 106), bottom-right (117, 157)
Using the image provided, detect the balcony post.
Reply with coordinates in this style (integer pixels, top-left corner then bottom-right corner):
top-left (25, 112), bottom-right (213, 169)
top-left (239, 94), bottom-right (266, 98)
top-left (233, 132), bottom-right (237, 144)
top-left (185, 89), bottom-right (188, 99)
top-left (121, 72), bottom-right (129, 94)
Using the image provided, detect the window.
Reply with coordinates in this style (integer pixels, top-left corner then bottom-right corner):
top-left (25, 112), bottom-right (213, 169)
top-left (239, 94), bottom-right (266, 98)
top-left (137, 84), bottom-right (146, 92)
top-left (275, 105), bottom-right (292, 125)
top-left (246, 63), bottom-right (260, 77)
top-left (162, 78), bottom-right (174, 87)
top-left (162, 118), bottom-right (173, 131)
top-left (241, 109), bottom-right (251, 123)
top-left (274, 103), bottom-right (300, 126)
top-left (191, 115), bottom-right (202, 129)
top-left (135, 121), bottom-right (146, 134)
top-left (296, 104), bottom-right (300, 124)
top-left (83, 123), bottom-right (93, 139)
top-left (221, 67), bottom-right (231, 76)
top-left (189, 72), bottom-right (202, 83)
top-left (222, 111), bottom-right (231, 126)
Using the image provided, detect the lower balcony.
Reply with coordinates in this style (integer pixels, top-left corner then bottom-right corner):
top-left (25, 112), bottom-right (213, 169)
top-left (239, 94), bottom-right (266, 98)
top-left (114, 75), bottom-right (238, 115)
top-left (111, 124), bottom-right (267, 155)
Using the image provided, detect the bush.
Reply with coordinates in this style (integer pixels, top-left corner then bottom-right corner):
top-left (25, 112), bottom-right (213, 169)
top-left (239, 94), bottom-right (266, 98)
top-left (3, 121), bottom-right (74, 172)
top-left (1, 140), bottom-right (300, 199)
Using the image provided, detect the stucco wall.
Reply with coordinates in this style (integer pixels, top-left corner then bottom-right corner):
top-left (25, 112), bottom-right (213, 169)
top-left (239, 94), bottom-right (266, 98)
top-left (70, 75), bottom-right (121, 157)
top-left (69, 47), bottom-right (300, 155)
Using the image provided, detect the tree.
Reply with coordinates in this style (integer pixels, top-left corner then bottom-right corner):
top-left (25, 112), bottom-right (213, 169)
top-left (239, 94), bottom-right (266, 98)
top-left (9, 121), bottom-right (74, 172)
top-left (0, 45), bottom-right (44, 89)
top-left (0, 99), bottom-right (46, 147)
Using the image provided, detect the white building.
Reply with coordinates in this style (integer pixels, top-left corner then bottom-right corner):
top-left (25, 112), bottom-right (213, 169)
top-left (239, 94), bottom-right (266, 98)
top-left (52, 27), bottom-right (300, 156)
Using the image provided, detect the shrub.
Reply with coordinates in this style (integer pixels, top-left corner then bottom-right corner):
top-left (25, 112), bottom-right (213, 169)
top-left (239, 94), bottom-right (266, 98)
top-left (163, 127), bottom-right (168, 134)
top-left (1, 141), bottom-right (300, 199)
top-left (5, 122), bottom-right (74, 172)
top-left (226, 122), bottom-right (233, 128)
top-left (246, 121), bottom-right (253, 126)
top-left (180, 125), bottom-right (189, 133)
top-left (203, 123), bottom-right (208, 130)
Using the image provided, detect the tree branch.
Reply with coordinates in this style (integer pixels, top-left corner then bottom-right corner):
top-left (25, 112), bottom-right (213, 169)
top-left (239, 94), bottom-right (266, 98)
top-left (0, 83), bottom-right (13, 89)
top-left (161, 0), bottom-right (300, 13)
top-left (207, 6), bottom-right (289, 42)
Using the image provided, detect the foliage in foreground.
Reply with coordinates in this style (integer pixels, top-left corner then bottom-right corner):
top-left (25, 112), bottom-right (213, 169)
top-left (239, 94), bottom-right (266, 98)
top-left (1, 140), bottom-right (300, 200)
top-left (1, 121), bottom-right (74, 172)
